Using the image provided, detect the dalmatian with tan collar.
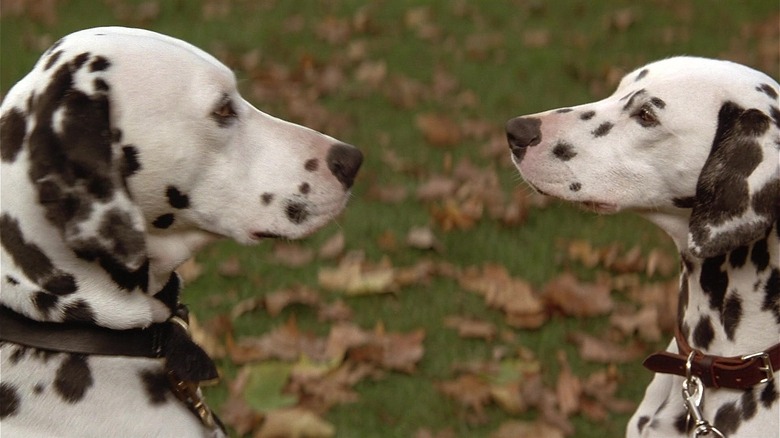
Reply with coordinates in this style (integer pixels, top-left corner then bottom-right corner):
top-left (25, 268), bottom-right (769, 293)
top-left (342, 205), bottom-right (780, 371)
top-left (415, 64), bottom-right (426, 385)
top-left (0, 27), bottom-right (362, 437)
top-left (506, 57), bottom-right (779, 437)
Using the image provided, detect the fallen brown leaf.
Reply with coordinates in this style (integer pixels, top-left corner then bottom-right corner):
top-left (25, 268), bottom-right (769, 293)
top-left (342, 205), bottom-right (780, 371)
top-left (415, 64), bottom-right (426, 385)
top-left (443, 315), bottom-right (497, 341)
top-left (254, 407), bottom-right (335, 438)
top-left (416, 113), bottom-right (462, 147)
top-left (541, 273), bottom-right (613, 318)
top-left (491, 420), bottom-right (564, 438)
top-left (568, 333), bottom-right (644, 363)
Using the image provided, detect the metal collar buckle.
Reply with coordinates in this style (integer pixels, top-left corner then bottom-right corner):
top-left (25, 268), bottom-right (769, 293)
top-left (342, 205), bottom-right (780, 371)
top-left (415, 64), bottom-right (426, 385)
top-left (741, 351), bottom-right (774, 384)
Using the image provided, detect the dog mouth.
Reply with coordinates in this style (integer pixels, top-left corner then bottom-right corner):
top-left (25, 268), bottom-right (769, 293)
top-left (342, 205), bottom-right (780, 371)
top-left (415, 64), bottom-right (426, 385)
top-left (578, 201), bottom-right (620, 214)
top-left (252, 232), bottom-right (283, 240)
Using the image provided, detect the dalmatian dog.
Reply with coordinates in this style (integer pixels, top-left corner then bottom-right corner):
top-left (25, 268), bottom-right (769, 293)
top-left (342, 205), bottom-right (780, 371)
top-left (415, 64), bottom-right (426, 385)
top-left (506, 56), bottom-right (779, 437)
top-left (0, 27), bottom-right (362, 437)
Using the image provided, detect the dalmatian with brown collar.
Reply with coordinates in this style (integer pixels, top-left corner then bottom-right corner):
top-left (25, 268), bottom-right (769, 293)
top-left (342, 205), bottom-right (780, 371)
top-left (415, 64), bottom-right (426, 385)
top-left (0, 27), bottom-right (362, 437)
top-left (506, 57), bottom-right (779, 437)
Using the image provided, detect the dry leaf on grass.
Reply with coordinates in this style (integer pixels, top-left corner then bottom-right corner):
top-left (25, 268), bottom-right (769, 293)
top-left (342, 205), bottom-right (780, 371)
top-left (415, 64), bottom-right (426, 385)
top-left (317, 253), bottom-right (395, 295)
top-left (416, 113), bottom-right (462, 147)
top-left (458, 264), bottom-right (547, 329)
top-left (491, 420), bottom-right (564, 438)
top-left (437, 374), bottom-right (493, 423)
top-left (265, 286), bottom-right (322, 316)
top-left (568, 333), bottom-right (644, 363)
top-left (443, 315), bottom-right (497, 341)
top-left (406, 226), bottom-right (443, 251)
top-left (541, 273), bottom-right (613, 317)
top-left (555, 351), bottom-right (582, 417)
top-left (318, 232), bottom-right (346, 260)
top-left (254, 407), bottom-right (335, 438)
top-left (178, 258), bottom-right (203, 283)
top-left (272, 242), bottom-right (315, 268)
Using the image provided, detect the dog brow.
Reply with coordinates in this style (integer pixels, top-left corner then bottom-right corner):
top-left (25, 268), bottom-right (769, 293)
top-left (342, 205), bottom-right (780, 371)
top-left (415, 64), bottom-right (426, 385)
top-left (621, 89), bottom-right (646, 111)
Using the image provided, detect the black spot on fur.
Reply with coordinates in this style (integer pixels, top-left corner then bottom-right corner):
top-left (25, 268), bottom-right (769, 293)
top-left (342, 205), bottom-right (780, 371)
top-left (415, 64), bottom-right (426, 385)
top-left (140, 370), bottom-right (170, 405)
top-left (552, 141), bottom-right (577, 161)
top-left (751, 236), bottom-right (770, 272)
top-left (762, 269), bottom-right (780, 324)
top-left (152, 273), bottom-right (181, 311)
top-left (0, 214), bottom-right (78, 296)
top-left (729, 245), bottom-right (749, 269)
top-left (304, 159), bottom-right (319, 172)
top-left (89, 56), bottom-right (110, 72)
top-left (33, 384), bottom-right (45, 394)
top-left (650, 97), bottom-right (666, 109)
top-left (33, 291), bottom-right (60, 315)
top-left (153, 214), bottom-right (175, 229)
top-left (673, 196), bottom-right (694, 209)
top-left (99, 256), bottom-right (149, 292)
top-left (635, 69), bottom-right (649, 81)
top-left (285, 202), bottom-right (309, 224)
top-left (713, 402), bottom-right (741, 435)
top-left (722, 294), bottom-right (742, 340)
top-left (63, 299), bottom-right (96, 324)
top-left (592, 121), bottom-right (614, 137)
top-left (93, 78), bottom-right (109, 92)
top-left (770, 106), bottom-right (780, 129)
top-left (673, 410), bottom-right (690, 434)
top-left (741, 388), bottom-right (757, 420)
top-left (756, 83), bottom-right (778, 99)
top-left (677, 273), bottom-right (689, 327)
top-left (121, 145), bottom-right (141, 177)
top-left (54, 354), bottom-right (93, 403)
top-left (44, 50), bottom-right (63, 71)
top-left (27, 60), bottom-right (144, 270)
top-left (569, 182), bottom-right (581, 192)
top-left (622, 89), bottom-right (646, 111)
top-left (692, 315), bottom-right (715, 349)
top-left (761, 382), bottom-right (779, 407)
top-left (97, 209), bottom-right (146, 261)
top-left (1, 107), bottom-right (27, 162)
top-left (637, 416), bottom-right (650, 433)
top-left (261, 193), bottom-right (274, 205)
top-left (555, 108), bottom-right (573, 113)
top-left (71, 52), bottom-right (90, 70)
top-left (580, 111), bottom-right (595, 121)
top-left (689, 102), bottom-right (773, 257)
top-left (5, 275), bottom-right (19, 285)
top-left (0, 383), bottom-right (20, 419)
top-left (700, 255), bottom-right (728, 311)
top-left (166, 186), bottom-right (190, 209)
top-left (299, 182), bottom-right (311, 195)
top-left (9, 346), bottom-right (28, 364)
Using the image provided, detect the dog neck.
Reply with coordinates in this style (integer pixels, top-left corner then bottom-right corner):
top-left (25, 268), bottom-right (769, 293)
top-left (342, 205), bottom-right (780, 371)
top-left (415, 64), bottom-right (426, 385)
top-left (676, 223), bottom-right (779, 358)
top-left (0, 206), bottom-right (217, 329)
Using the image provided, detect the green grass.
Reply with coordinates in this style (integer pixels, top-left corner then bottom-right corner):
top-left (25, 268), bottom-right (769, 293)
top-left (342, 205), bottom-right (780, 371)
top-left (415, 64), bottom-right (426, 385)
top-left (2, 1), bottom-right (777, 437)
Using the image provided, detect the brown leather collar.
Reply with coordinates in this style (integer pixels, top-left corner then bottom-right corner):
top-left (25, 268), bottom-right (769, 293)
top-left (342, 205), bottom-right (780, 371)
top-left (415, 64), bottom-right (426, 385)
top-left (0, 305), bottom-right (218, 383)
top-left (643, 325), bottom-right (779, 389)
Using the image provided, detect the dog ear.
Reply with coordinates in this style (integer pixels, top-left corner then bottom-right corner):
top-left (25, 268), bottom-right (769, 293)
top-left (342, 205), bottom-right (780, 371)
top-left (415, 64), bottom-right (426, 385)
top-left (688, 101), bottom-right (779, 258)
top-left (29, 55), bottom-right (147, 273)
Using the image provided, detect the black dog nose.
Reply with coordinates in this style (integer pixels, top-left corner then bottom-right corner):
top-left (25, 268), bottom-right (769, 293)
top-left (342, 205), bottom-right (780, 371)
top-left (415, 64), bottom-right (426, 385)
top-left (326, 143), bottom-right (363, 189)
top-left (506, 117), bottom-right (542, 161)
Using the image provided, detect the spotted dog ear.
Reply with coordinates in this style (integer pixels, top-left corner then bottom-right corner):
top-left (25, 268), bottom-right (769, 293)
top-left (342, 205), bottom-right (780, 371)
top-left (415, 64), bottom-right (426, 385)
top-left (29, 54), bottom-right (147, 272)
top-left (688, 101), bottom-right (780, 258)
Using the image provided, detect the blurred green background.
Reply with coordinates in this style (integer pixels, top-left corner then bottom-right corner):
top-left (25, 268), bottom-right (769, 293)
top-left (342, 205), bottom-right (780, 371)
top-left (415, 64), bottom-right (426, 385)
top-left (1, 1), bottom-right (777, 437)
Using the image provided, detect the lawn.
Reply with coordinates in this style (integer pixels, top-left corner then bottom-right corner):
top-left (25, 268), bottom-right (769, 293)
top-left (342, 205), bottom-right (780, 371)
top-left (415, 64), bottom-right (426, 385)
top-left (1, 1), bottom-right (777, 437)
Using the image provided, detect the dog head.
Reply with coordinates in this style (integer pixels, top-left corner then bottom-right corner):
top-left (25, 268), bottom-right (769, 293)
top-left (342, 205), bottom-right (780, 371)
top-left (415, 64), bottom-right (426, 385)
top-left (1, 27), bottom-right (362, 277)
top-left (506, 56), bottom-right (779, 256)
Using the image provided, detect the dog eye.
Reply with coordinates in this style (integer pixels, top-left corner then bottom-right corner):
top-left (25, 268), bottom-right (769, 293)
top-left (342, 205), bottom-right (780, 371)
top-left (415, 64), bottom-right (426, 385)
top-left (213, 101), bottom-right (236, 119)
top-left (633, 106), bottom-right (659, 127)
top-left (212, 99), bottom-right (238, 126)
